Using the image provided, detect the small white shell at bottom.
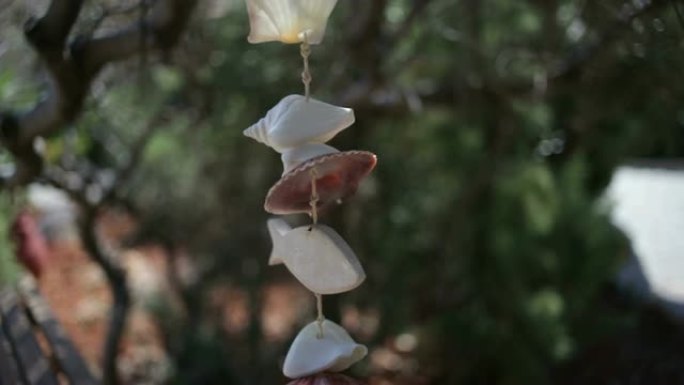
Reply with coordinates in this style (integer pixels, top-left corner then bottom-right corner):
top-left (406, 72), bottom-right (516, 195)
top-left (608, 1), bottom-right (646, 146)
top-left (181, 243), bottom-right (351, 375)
top-left (283, 320), bottom-right (367, 379)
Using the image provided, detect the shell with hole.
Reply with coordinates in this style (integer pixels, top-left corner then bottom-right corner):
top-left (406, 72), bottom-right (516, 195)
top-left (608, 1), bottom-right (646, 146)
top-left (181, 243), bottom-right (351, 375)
top-left (243, 95), bottom-right (355, 153)
top-left (264, 150), bottom-right (377, 215)
top-left (268, 218), bottom-right (365, 295)
top-left (246, 0), bottom-right (339, 44)
top-left (283, 319), bottom-right (367, 379)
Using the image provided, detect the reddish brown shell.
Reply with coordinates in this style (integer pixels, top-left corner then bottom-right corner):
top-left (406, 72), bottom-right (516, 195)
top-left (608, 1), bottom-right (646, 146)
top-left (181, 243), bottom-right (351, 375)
top-left (264, 150), bottom-right (377, 215)
top-left (286, 373), bottom-right (365, 385)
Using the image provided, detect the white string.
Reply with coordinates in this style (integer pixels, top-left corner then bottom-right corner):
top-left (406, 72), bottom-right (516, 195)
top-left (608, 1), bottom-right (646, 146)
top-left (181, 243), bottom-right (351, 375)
top-left (300, 32), bottom-right (312, 101)
top-left (309, 168), bottom-right (319, 225)
top-left (315, 293), bottom-right (324, 338)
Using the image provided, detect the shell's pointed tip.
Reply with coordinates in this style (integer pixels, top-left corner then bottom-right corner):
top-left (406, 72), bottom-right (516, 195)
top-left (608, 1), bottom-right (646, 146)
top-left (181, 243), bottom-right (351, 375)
top-left (268, 255), bottom-right (283, 266)
top-left (243, 121), bottom-right (265, 144)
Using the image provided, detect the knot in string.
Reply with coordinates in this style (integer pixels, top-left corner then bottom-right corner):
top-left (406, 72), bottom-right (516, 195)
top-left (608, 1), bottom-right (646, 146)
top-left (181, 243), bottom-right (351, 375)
top-left (309, 168), bottom-right (319, 225)
top-left (300, 33), bottom-right (312, 101)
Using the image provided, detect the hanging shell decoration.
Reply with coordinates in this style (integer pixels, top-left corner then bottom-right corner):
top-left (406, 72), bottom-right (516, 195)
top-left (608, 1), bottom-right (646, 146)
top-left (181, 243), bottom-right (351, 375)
top-left (246, 0), bottom-right (339, 44)
top-left (283, 320), bottom-right (367, 378)
top-left (244, 0), bottom-right (376, 382)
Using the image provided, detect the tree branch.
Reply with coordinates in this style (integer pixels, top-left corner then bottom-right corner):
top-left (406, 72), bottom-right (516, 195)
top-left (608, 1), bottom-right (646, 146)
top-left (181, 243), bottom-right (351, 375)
top-left (0, 0), bottom-right (197, 188)
top-left (79, 207), bottom-right (129, 385)
top-left (42, 166), bottom-right (129, 385)
top-left (24, 0), bottom-right (84, 56)
top-left (42, 110), bottom-right (162, 384)
top-left (2, 1), bottom-right (197, 383)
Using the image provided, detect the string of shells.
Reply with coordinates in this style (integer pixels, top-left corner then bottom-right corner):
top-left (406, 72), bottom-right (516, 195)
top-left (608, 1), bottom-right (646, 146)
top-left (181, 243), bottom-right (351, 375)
top-left (243, 1), bottom-right (377, 383)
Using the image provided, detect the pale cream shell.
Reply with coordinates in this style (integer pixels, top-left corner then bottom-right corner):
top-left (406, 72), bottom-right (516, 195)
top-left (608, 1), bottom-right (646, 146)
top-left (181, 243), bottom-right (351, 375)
top-left (243, 95), bottom-right (354, 153)
top-left (283, 320), bottom-right (367, 379)
top-left (246, 0), bottom-right (338, 44)
top-left (281, 143), bottom-right (339, 175)
top-left (286, 373), bottom-right (363, 385)
top-left (267, 218), bottom-right (365, 295)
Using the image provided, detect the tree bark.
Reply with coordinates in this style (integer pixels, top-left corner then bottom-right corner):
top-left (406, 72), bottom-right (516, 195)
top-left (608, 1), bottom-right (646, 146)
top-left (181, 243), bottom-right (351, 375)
top-left (79, 208), bottom-right (130, 385)
top-left (2, 1), bottom-right (198, 383)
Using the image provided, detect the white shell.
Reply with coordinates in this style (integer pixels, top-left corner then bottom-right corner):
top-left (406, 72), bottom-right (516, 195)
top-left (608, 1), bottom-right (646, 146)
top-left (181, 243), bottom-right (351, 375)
top-left (267, 218), bottom-right (365, 295)
top-left (246, 0), bottom-right (338, 44)
top-left (243, 95), bottom-right (354, 153)
top-left (287, 374), bottom-right (362, 385)
top-left (281, 143), bottom-right (339, 175)
top-left (283, 319), bottom-right (367, 379)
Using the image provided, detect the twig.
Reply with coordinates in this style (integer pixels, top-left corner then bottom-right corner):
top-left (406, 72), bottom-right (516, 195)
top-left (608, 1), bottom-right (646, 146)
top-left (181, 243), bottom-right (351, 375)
top-left (79, 207), bottom-right (129, 385)
top-left (87, 2), bottom-right (147, 38)
top-left (42, 109), bottom-right (163, 385)
top-left (41, 166), bottom-right (128, 385)
top-left (0, 0), bottom-right (197, 188)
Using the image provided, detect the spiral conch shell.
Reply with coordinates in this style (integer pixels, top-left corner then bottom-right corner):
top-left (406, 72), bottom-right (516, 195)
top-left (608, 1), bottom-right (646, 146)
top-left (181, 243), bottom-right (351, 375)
top-left (246, 0), bottom-right (339, 44)
top-left (243, 95), bottom-right (355, 153)
top-left (283, 320), bottom-right (367, 379)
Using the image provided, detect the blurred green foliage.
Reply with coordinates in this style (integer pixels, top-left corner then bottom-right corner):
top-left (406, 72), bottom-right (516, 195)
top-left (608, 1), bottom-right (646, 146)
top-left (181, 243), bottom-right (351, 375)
top-left (0, 195), bottom-right (21, 285)
top-left (1, 0), bottom-right (684, 384)
top-left (0, 54), bottom-right (24, 285)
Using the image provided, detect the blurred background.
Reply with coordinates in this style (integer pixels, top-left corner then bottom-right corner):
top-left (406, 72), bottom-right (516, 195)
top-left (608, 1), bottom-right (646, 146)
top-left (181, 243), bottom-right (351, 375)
top-left (1, 0), bottom-right (684, 384)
